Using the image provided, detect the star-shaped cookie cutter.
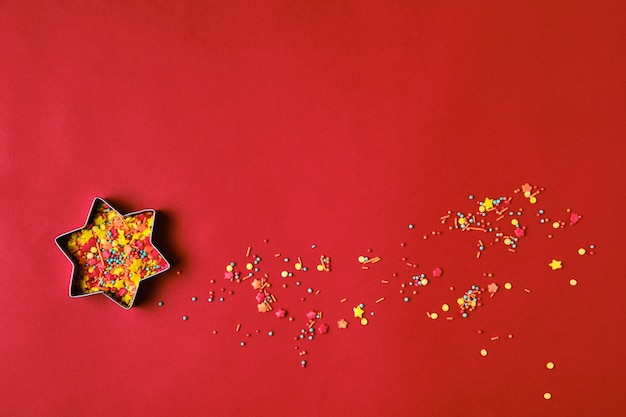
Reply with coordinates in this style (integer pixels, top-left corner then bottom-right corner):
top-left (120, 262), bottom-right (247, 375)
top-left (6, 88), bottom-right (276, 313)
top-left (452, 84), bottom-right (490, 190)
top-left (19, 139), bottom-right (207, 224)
top-left (55, 197), bottom-right (170, 309)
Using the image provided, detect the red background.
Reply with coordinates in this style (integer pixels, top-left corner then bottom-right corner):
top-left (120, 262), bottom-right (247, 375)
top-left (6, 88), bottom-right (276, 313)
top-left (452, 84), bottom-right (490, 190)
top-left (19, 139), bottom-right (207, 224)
top-left (1, 1), bottom-right (625, 416)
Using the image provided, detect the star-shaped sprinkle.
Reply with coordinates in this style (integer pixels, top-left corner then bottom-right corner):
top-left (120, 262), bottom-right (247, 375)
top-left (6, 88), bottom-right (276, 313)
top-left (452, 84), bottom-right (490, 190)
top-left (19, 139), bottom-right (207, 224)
top-left (353, 305), bottom-right (364, 319)
top-left (487, 283), bottom-right (498, 294)
top-left (548, 259), bottom-right (563, 270)
top-left (224, 271), bottom-right (234, 280)
top-left (55, 197), bottom-right (170, 310)
top-left (482, 198), bottom-right (494, 210)
top-left (514, 227), bottom-right (525, 237)
top-left (257, 302), bottom-right (270, 313)
top-left (432, 267), bottom-right (443, 278)
top-left (317, 323), bottom-right (329, 334)
top-left (251, 279), bottom-right (262, 290)
top-left (275, 309), bottom-right (286, 318)
top-left (337, 319), bottom-right (349, 329)
top-left (306, 310), bottom-right (317, 320)
top-left (521, 183), bottom-right (532, 193)
top-left (570, 213), bottom-right (581, 225)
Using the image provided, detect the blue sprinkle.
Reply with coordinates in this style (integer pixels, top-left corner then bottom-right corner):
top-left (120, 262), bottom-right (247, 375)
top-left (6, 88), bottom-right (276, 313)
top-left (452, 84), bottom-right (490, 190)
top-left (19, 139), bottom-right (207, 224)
top-left (284, 257), bottom-right (289, 263)
top-left (268, 331), bottom-right (274, 336)
top-left (307, 288), bottom-right (313, 293)
top-left (404, 297), bottom-right (410, 302)
top-left (408, 224), bottom-right (414, 229)
top-left (469, 195), bottom-right (474, 200)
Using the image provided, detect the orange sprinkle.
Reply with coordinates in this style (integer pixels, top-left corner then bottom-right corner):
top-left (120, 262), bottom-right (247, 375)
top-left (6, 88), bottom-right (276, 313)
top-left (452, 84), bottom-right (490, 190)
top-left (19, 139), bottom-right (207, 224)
top-left (340, 298), bottom-right (347, 303)
top-left (246, 246), bottom-right (251, 257)
top-left (381, 280), bottom-right (389, 284)
top-left (375, 297), bottom-right (385, 304)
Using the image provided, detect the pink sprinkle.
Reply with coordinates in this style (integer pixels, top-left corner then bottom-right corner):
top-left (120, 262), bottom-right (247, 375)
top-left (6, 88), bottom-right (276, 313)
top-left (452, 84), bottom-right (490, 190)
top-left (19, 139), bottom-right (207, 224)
top-left (255, 291), bottom-right (265, 303)
top-left (317, 323), bottom-right (329, 334)
top-left (224, 271), bottom-right (234, 280)
top-left (514, 227), bottom-right (525, 237)
top-left (306, 310), bottom-right (317, 320)
top-left (570, 213), bottom-right (581, 225)
top-left (275, 309), bottom-right (286, 318)
top-left (432, 267), bottom-right (443, 278)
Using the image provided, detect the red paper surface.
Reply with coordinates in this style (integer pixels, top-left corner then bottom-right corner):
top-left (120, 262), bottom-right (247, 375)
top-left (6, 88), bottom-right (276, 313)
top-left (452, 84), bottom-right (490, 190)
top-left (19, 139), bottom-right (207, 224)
top-left (1, 2), bottom-right (625, 416)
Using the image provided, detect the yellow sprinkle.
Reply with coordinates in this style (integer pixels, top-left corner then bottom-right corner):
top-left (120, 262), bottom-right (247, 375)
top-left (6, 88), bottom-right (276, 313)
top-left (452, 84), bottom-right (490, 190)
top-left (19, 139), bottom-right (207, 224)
top-left (523, 191), bottom-right (531, 198)
top-left (504, 282), bottom-right (512, 290)
top-left (420, 278), bottom-right (429, 286)
top-left (430, 312), bottom-right (438, 320)
top-left (226, 265), bottom-right (233, 272)
top-left (316, 264), bottom-right (324, 271)
top-left (544, 392), bottom-right (552, 400)
top-left (504, 238), bottom-right (511, 245)
top-left (569, 279), bottom-right (578, 286)
top-left (246, 263), bottom-right (253, 271)
top-left (357, 256), bottom-right (365, 263)
top-left (442, 304), bottom-right (449, 312)
top-left (280, 270), bottom-right (289, 278)
top-left (578, 248), bottom-right (586, 255)
top-left (480, 349), bottom-right (488, 357)
top-left (546, 361), bottom-right (555, 370)
top-left (360, 318), bottom-right (368, 325)
top-left (294, 263), bottom-right (302, 270)
top-left (511, 219), bottom-right (519, 226)
top-left (529, 196), bottom-right (537, 204)
top-left (552, 221), bottom-right (560, 229)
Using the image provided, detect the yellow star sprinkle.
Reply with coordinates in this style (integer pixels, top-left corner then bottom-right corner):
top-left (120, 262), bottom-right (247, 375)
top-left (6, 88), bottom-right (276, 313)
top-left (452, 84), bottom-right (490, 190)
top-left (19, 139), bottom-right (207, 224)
top-left (482, 198), bottom-right (494, 210)
top-left (548, 259), bottom-right (563, 270)
top-left (353, 305), bottom-right (364, 319)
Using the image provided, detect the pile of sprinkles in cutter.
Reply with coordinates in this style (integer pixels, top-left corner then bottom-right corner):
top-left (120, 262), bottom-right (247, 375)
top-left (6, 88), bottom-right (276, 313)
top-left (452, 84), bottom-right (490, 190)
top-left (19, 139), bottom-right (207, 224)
top-left (57, 198), bottom-right (169, 308)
